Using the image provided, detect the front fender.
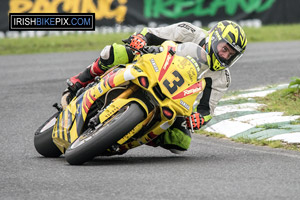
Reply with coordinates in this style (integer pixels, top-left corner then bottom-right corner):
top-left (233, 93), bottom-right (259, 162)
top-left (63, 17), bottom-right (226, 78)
top-left (99, 97), bottom-right (149, 124)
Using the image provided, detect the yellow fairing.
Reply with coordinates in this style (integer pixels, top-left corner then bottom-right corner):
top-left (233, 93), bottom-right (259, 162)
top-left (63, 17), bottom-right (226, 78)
top-left (52, 86), bottom-right (102, 153)
top-left (118, 41), bottom-right (206, 149)
top-left (52, 41), bottom-right (207, 153)
top-left (52, 67), bottom-right (137, 152)
top-left (52, 64), bottom-right (154, 152)
top-left (133, 41), bottom-right (206, 116)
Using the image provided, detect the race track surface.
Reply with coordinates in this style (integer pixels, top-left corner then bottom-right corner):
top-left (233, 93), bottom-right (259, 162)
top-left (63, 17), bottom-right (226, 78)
top-left (1, 41), bottom-right (300, 200)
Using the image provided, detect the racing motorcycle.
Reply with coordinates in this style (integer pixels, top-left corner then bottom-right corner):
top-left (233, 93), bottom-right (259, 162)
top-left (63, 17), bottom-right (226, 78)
top-left (34, 41), bottom-right (209, 165)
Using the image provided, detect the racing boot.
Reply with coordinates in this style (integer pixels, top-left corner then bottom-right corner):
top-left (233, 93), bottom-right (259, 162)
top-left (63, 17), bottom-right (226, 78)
top-left (61, 59), bottom-right (104, 109)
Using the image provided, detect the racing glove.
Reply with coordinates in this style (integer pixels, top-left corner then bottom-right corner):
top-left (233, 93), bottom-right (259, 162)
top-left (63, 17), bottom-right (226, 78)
top-left (186, 113), bottom-right (205, 130)
top-left (122, 34), bottom-right (147, 52)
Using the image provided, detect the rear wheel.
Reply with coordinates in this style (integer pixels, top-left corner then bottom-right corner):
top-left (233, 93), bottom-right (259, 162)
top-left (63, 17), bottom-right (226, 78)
top-left (34, 112), bottom-right (62, 157)
top-left (65, 103), bottom-right (144, 165)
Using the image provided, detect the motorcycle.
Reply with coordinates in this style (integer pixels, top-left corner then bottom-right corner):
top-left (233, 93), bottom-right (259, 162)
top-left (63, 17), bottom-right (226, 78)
top-left (34, 41), bottom-right (209, 165)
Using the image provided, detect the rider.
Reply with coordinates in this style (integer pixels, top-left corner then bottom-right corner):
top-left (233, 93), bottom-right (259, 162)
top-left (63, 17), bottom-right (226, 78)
top-left (61, 20), bottom-right (247, 154)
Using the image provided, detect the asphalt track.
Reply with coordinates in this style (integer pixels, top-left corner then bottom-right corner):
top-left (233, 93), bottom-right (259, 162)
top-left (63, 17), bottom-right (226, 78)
top-left (1, 41), bottom-right (300, 200)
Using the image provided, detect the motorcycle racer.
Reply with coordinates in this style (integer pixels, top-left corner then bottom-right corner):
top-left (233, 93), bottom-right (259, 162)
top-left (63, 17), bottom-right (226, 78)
top-left (61, 20), bottom-right (247, 154)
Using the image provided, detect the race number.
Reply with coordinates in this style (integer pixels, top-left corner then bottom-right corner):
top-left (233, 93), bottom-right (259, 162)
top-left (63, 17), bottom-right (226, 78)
top-left (163, 70), bottom-right (184, 94)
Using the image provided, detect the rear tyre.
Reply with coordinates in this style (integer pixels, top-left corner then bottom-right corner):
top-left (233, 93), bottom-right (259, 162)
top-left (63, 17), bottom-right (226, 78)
top-left (34, 112), bottom-right (62, 157)
top-left (65, 103), bottom-right (144, 165)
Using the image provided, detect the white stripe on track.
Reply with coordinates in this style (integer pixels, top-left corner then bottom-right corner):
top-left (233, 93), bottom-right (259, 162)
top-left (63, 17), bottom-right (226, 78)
top-left (205, 112), bottom-right (299, 137)
top-left (268, 132), bottom-right (300, 143)
top-left (214, 103), bottom-right (263, 116)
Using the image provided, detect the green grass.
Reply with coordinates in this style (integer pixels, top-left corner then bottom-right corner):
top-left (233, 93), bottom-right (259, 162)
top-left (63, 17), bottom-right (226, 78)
top-left (197, 129), bottom-right (226, 138)
top-left (198, 129), bottom-right (300, 151)
top-left (197, 79), bottom-right (300, 151)
top-left (243, 24), bottom-right (300, 42)
top-left (256, 87), bottom-right (300, 116)
top-left (0, 32), bottom-right (130, 55)
top-left (233, 137), bottom-right (300, 151)
top-left (1, 24), bottom-right (300, 55)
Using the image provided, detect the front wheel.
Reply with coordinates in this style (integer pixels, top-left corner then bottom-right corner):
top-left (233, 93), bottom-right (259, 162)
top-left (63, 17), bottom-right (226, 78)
top-left (34, 112), bottom-right (62, 157)
top-left (65, 103), bottom-right (145, 165)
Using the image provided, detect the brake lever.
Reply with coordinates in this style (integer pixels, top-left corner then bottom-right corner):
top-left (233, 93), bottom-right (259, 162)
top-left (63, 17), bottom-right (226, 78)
top-left (189, 116), bottom-right (194, 134)
top-left (125, 44), bottom-right (147, 55)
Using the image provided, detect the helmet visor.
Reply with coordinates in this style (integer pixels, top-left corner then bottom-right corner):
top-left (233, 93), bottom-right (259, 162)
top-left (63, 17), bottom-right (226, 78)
top-left (211, 38), bottom-right (243, 68)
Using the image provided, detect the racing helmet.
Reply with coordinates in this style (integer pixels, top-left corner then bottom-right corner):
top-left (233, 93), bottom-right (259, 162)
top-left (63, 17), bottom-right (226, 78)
top-left (206, 20), bottom-right (247, 71)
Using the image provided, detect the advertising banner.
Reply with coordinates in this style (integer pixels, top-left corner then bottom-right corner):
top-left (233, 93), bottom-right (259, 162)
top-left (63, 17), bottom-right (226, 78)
top-left (2, 0), bottom-right (300, 32)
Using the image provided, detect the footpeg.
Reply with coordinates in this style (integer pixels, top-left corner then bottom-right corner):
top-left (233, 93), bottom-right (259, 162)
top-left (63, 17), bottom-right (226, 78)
top-left (53, 103), bottom-right (62, 112)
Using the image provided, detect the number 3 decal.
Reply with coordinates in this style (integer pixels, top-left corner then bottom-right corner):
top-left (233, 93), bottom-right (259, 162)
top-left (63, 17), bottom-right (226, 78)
top-left (163, 70), bottom-right (184, 94)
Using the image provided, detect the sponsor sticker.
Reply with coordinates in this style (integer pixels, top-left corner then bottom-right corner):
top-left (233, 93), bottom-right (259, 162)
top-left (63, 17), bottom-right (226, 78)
top-left (150, 58), bottom-right (159, 72)
top-left (98, 84), bottom-right (103, 94)
top-left (180, 100), bottom-right (190, 110)
top-left (178, 23), bottom-right (196, 33)
top-left (163, 54), bottom-right (172, 70)
top-left (224, 69), bottom-right (231, 88)
top-left (187, 67), bottom-right (196, 82)
top-left (186, 55), bottom-right (200, 73)
top-left (183, 87), bottom-right (202, 96)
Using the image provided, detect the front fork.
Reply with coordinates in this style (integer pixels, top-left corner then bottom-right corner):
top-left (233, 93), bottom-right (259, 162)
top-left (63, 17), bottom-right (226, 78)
top-left (114, 84), bottom-right (139, 100)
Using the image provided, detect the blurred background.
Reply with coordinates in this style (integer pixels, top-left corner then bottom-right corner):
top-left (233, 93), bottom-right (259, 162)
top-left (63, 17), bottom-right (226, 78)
top-left (1, 0), bottom-right (300, 90)
top-left (2, 0), bottom-right (300, 35)
top-left (1, 0), bottom-right (300, 47)
top-left (2, 0), bottom-right (300, 89)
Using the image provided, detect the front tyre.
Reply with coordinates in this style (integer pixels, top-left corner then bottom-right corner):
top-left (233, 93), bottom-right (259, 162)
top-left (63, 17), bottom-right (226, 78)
top-left (65, 103), bottom-right (144, 165)
top-left (34, 112), bottom-right (62, 157)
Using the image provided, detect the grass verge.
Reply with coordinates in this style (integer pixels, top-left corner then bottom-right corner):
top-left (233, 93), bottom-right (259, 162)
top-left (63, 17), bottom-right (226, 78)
top-left (1, 32), bottom-right (130, 55)
top-left (1, 24), bottom-right (300, 55)
top-left (197, 79), bottom-right (300, 151)
top-left (256, 84), bottom-right (300, 116)
top-left (243, 24), bottom-right (300, 42)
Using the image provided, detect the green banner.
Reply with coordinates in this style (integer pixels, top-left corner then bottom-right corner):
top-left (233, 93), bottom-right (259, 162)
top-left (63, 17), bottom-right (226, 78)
top-left (2, 0), bottom-right (300, 32)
